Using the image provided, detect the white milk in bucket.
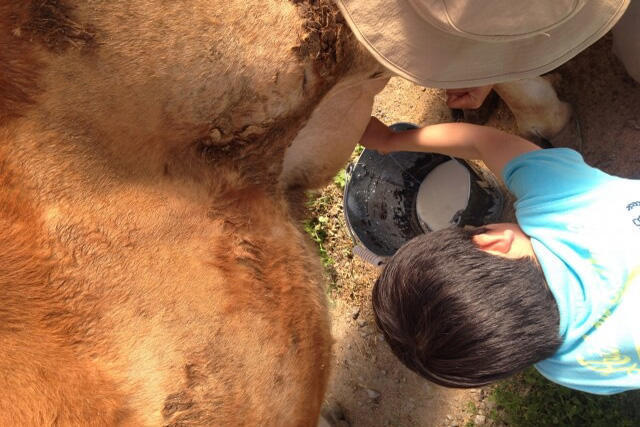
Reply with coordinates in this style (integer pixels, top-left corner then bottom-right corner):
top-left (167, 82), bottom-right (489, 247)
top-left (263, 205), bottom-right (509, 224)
top-left (415, 160), bottom-right (471, 231)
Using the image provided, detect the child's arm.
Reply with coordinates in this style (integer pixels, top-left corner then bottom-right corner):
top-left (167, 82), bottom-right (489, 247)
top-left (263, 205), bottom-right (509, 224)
top-left (359, 117), bottom-right (541, 178)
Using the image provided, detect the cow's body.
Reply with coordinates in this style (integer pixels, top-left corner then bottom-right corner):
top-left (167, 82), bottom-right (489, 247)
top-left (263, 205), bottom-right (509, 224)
top-left (0, 1), bottom-right (385, 424)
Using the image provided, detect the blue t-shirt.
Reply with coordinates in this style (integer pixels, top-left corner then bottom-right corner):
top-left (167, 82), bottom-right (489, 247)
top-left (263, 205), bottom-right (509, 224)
top-left (502, 148), bottom-right (640, 395)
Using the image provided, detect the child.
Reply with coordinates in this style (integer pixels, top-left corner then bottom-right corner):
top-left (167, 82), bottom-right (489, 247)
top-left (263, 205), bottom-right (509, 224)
top-left (360, 117), bottom-right (640, 394)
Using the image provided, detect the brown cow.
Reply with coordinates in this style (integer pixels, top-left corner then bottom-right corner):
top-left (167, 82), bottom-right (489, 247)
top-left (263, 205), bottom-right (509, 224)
top-left (0, 1), bottom-right (386, 425)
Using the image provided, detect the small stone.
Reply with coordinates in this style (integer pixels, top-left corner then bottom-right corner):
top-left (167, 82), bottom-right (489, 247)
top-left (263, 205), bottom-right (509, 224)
top-left (380, 369), bottom-right (387, 376)
top-left (357, 319), bottom-right (367, 327)
top-left (474, 415), bottom-right (486, 425)
top-left (365, 388), bottom-right (381, 401)
top-left (351, 307), bottom-right (361, 320)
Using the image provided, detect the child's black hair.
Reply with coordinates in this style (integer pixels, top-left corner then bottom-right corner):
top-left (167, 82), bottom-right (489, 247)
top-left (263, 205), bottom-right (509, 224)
top-left (372, 226), bottom-right (561, 388)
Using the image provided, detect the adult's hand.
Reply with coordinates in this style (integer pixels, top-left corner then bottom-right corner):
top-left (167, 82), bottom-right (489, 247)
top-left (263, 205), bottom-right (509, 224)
top-left (446, 85), bottom-right (494, 109)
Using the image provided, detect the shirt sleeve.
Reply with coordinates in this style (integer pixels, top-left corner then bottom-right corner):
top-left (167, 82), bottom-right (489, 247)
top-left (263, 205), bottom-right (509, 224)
top-left (502, 148), bottom-right (612, 207)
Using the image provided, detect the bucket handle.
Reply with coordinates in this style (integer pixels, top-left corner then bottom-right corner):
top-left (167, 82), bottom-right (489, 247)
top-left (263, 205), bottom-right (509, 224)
top-left (353, 245), bottom-right (388, 267)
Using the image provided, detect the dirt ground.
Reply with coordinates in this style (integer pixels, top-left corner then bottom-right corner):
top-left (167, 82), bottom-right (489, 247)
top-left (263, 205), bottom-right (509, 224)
top-left (319, 34), bottom-right (640, 427)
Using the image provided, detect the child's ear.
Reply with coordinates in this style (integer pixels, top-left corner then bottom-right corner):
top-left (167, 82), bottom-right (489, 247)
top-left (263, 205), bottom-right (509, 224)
top-left (472, 228), bottom-right (515, 256)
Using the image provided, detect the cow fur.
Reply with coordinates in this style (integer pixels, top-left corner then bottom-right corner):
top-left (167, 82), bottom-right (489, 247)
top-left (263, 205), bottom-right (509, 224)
top-left (0, 0), bottom-right (384, 425)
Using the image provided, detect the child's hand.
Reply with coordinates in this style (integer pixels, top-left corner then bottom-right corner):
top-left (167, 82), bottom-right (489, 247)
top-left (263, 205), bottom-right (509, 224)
top-left (359, 117), bottom-right (395, 154)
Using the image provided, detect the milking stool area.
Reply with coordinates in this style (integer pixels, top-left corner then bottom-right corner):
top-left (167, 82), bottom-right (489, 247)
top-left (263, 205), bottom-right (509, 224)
top-left (343, 123), bottom-right (505, 266)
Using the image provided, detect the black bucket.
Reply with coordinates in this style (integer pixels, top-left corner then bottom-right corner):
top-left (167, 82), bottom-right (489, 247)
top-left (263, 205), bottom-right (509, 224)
top-left (343, 123), bottom-right (504, 266)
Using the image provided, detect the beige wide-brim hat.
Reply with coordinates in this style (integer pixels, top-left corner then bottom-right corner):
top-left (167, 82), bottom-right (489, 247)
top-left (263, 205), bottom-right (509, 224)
top-left (336, 0), bottom-right (630, 88)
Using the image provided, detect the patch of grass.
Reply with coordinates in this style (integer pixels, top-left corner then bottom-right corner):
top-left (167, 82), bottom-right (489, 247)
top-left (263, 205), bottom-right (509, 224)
top-left (304, 191), bottom-right (340, 292)
top-left (463, 401), bottom-right (479, 426)
top-left (304, 151), bottom-right (366, 297)
top-left (466, 401), bottom-right (478, 416)
top-left (303, 214), bottom-right (333, 268)
top-left (333, 168), bottom-right (347, 190)
top-left (488, 367), bottom-right (640, 426)
top-left (305, 164), bottom-right (351, 268)
top-left (333, 143), bottom-right (364, 189)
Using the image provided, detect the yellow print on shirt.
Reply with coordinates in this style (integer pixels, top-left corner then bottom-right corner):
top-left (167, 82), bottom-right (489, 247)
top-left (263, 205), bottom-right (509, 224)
top-left (577, 265), bottom-right (640, 376)
top-left (577, 347), bottom-right (640, 376)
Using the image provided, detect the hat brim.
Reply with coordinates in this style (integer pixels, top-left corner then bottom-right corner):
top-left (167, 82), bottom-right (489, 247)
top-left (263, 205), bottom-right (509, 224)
top-left (337, 0), bottom-right (630, 88)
